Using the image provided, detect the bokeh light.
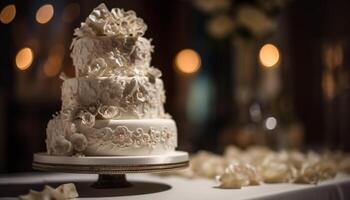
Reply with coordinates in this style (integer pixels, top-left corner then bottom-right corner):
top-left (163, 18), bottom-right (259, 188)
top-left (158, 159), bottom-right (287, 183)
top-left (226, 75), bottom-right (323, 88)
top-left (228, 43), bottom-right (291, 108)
top-left (259, 44), bottom-right (280, 68)
top-left (265, 117), bottom-right (277, 130)
top-left (15, 47), bottom-right (34, 71)
top-left (0, 4), bottom-right (16, 24)
top-left (175, 49), bottom-right (201, 74)
top-left (323, 44), bottom-right (343, 69)
top-left (36, 4), bottom-right (54, 24)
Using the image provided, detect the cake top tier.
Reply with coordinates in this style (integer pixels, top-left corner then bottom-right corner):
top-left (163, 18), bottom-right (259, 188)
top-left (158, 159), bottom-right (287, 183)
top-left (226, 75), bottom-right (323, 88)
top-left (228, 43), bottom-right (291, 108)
top-left (70, 4), bottom-right (160, 78)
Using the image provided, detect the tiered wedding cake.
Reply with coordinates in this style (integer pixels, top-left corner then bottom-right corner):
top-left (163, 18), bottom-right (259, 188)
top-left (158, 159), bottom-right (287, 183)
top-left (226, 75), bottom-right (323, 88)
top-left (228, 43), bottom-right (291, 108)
top-left (46, 4), bottom-right (177, 156)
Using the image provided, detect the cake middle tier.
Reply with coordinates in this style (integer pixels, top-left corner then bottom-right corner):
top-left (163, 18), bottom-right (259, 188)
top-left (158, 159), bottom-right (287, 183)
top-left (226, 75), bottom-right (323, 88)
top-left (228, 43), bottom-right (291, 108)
top-left (62, 76), bottom-right (166, 120)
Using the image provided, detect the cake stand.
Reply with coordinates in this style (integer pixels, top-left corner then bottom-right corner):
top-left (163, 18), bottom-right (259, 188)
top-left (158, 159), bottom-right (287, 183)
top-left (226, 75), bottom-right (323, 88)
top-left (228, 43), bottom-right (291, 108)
top-left (33, 151), bottom-right (189, 188)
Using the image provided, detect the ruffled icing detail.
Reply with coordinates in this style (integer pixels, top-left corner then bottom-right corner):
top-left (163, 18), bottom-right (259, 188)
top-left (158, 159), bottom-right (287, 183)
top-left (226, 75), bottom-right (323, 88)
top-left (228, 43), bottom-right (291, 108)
top-left (61, 76), bottom-right (167, 120)
top-left (74, 3), bottom-right (147, 37)
top-left (70, 4), bottom-right (154, 77)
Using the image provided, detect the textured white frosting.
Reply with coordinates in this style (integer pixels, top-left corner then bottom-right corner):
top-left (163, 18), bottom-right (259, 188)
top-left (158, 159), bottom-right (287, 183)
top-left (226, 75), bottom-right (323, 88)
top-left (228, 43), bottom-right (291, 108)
top-left (70, 3), bottom-right (154, 77)
top-left (46, 3), bottom-right (176, 156)
top-left (61, 76), bottom-right (167, 119)
top-left (71, 35), bottom-right (154, 77)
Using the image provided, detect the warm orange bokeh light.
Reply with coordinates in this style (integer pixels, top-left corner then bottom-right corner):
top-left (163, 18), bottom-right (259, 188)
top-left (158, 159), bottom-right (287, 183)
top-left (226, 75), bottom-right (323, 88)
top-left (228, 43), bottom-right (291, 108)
top-left (259, 44), bottom-right (280, 68)
top-left (0, 4), bottom-right (16, 24)
top-left (16, 48), bottom-right (34, 70)
top-left (36, 4), bottom-right (54, 24)
top-left (175, 49), bottom-right (201, 74)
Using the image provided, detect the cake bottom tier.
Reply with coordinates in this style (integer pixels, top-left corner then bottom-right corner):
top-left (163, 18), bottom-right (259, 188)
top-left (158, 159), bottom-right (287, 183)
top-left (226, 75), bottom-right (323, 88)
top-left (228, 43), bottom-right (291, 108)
top-left (79, 119), bottom-right (178, 156)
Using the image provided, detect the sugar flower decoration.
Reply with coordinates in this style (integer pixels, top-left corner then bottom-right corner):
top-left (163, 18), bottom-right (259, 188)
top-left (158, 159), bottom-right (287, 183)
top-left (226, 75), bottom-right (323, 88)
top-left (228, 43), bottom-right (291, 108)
top-left (75, 3), bottom-right (147, 38)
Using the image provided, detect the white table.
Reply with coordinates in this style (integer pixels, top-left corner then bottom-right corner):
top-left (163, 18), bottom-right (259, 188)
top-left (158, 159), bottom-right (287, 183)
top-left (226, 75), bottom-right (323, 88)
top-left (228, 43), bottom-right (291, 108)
top-left (0, 172), bottom-right (349, 200)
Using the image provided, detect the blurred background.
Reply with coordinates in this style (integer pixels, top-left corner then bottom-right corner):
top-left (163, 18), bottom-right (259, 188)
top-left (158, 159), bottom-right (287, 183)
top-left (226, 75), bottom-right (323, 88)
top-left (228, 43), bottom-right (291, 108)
top-left (0, 0), bottom-right (350, 173)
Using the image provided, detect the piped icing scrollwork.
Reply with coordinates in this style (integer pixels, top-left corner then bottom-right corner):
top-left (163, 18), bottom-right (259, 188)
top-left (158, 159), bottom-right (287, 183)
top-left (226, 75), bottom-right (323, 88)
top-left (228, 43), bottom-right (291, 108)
top-left (84, 125), bottom-right (176, 154)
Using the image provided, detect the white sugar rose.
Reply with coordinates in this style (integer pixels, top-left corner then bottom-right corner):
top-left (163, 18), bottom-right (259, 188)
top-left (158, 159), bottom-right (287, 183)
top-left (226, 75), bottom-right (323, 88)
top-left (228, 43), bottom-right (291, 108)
top-left (110, 8), bottom-right (147, 37)
top-left (55, 183), bottom-right (79, 199)
top-left (113, 126), bottom-right (133, 147)
top-left (136, 91), bottom-right (146, 102)
top-left (135, 37), bottom-right (153, 68)
top-left (81, 111), bottom-right (95, 128)
top-left (53, 135), bottom-right (73, 156)
top-left (85, 3), bottom-right (113, 35)
top-left (108, 50), bottom-right (129, 68)
top-left (216, 162), bottom-right (261, 189)
top-left (294, 159), bottom-right (337, 184)
top-left (217, 164), bottom-right (247, 189)
top-left (259, 154), bottom-right (297, 183)
top-left (98, 105), bottom-right (119, 119)
top-left (88, 58), bottom-right (107, 77)
top-left (46, 116), bottom-right (74, 155)
top-left (191, 151), bottom-right (228, 178)
top-left (19, 183), bottom-right (78, 200)
top-left (70, 133), bottom-right (88, 152)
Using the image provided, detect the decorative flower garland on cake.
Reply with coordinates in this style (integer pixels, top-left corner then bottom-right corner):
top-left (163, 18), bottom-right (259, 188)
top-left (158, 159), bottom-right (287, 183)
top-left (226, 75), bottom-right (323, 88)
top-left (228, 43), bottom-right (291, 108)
top-left (86, 125), bottom-right (176, 151)
top-left (46, 113), bottom-right (176, 156)
top-left (61, 75), bottom-right (166, 121)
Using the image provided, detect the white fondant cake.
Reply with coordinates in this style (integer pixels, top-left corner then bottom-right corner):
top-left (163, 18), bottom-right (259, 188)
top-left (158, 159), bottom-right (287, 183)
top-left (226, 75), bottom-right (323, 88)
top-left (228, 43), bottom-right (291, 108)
top-left (46, 3), bottom-right (177, 156)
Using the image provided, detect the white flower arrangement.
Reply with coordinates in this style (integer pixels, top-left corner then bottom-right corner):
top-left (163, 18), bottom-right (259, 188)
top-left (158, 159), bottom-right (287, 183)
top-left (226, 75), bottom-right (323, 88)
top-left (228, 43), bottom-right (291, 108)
top-left (75, 3), bottom-right (147, 38)
top-left (87, 58), bottom-right (107, 77)
top-left (80, 111), bottom-right (96, 128)
top-left (70, 133), bottom-right (88, 152)
top-left (192, 0), bottom-right (289, 40)
top-left (46, 116), bottom-right (73, 155)
top-left (19, 183), bottom-right (78, 200)
top-left (70, 3), bottom-right (155, 78)
top-left (98, 105), bottom-right (119, 119)
top-left (157, 146), bottom-right (347, 189)
top-left (216, 161), bottom-right (261, 189)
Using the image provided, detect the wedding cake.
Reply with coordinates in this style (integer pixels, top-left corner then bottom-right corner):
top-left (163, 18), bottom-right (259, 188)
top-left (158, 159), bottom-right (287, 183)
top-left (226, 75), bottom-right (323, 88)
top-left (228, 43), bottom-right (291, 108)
top-left (46, 4), bottom-right (177, 156)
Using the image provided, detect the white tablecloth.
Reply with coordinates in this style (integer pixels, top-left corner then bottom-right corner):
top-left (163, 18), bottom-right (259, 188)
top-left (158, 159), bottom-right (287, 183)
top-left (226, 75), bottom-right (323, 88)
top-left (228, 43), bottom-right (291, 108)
top-left (0, 173), bottom-right (349, 200)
